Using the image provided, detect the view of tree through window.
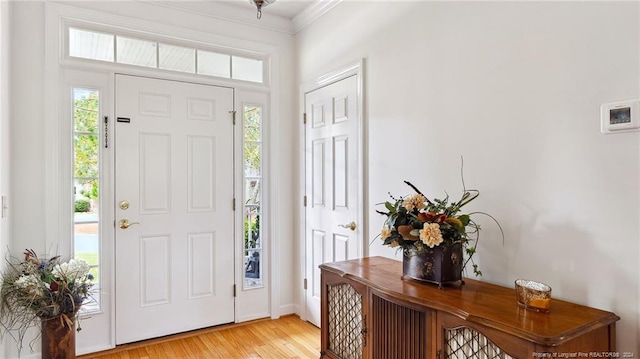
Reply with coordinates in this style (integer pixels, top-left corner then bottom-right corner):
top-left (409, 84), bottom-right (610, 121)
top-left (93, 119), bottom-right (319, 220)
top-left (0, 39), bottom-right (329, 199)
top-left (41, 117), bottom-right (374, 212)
top-left (73, 88), bottom-right (101, 309)
top-left (244, 105), bottom-right (262, 288)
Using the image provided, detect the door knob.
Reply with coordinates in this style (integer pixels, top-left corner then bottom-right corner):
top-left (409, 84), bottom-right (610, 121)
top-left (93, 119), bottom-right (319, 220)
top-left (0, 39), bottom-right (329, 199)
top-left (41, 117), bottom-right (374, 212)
top-left (339, 221), bottom-right (357, 231)
top-left (119, 219), bottom-right (140, 229)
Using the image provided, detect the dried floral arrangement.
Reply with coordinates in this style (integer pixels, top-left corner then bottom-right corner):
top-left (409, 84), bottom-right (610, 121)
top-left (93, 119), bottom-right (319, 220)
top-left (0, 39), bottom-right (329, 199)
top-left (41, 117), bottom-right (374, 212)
top-left (0, 249), bottom-right (94, 351)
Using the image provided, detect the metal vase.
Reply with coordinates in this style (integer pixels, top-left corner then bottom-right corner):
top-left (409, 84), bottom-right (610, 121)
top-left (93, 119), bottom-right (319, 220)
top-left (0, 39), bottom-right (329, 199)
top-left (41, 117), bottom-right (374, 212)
top-left (402, 242), bottom-right (464, 288)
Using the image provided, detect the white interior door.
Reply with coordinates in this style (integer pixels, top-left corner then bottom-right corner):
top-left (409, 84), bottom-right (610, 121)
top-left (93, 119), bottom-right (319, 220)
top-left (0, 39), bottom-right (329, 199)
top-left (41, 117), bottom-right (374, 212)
top-left (305, 74), bottom-right (361, 327)
top-left (115, 75), bottom-right (235, 344)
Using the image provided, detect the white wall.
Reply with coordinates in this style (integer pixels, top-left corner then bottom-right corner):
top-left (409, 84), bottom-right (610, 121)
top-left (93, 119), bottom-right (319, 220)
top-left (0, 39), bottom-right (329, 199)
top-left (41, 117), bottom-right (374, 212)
top-left (7, 0), bottom-right (296, 357)
top-left (296, 1), bottom-right (639, 351)
top-left (0, 0), bottom-right (10, 355)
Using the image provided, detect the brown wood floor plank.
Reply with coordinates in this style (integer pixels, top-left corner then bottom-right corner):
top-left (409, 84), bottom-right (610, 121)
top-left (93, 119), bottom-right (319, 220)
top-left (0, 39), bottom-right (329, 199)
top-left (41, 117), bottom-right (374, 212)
top-left (78, 316), bottom-right (320, 359)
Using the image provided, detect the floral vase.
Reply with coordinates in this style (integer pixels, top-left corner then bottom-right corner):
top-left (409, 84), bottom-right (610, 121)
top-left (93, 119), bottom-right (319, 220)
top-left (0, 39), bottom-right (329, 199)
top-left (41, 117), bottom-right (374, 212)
top-left (402, 243), bottom-right (464, 288)
top-left (41, 317), bottom-right (75, 359)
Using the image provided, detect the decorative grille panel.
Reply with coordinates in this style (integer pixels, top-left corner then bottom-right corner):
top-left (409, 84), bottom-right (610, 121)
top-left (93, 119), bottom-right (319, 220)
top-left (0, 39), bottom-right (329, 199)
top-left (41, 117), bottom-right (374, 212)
top-left (371, 294), bottom-right (427, 359)
top-left (445, 327), bottom-right (515, 359)
top-left (328, 283), bottom-right (363, 359)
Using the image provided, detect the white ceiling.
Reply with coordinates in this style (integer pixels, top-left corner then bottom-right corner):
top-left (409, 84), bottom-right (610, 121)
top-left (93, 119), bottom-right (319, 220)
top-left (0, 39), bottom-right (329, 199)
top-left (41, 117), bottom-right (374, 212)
top-left (144, 0), bottom-right (341, 34)
top-left (229, 0), bottom-right (317, 19)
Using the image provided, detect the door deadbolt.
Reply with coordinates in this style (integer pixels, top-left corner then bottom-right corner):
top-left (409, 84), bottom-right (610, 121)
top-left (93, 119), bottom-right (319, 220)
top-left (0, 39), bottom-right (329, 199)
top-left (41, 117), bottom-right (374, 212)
top-left (119, 200), bottom-right (130, 210)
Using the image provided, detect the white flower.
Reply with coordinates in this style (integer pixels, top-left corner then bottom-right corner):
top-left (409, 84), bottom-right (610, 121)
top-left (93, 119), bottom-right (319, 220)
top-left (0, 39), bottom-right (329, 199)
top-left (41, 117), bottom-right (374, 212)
top-left (53, 259), bottom-right (90, 281)
top-left (14, 274), bottom-right (44, 296)
top-left (419, 223), bottom-right (444, 248)
top-left (381, 225), bottom-right (392, 240)
top-left (402, 194), bottom-right (426, 212)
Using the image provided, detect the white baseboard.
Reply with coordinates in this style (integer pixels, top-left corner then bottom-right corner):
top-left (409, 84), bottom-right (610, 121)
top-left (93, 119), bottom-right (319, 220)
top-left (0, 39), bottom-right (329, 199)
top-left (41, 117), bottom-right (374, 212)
top-left (279, 304), bottom-right (296, 317)
top-left (77, 343), bottom-right (115, 356)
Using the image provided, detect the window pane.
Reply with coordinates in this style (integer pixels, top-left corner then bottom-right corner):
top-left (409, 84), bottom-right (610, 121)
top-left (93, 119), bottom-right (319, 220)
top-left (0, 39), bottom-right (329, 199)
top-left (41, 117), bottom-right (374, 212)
top-left (244, 106), bottom-right (261, 142)
top-left (117, 36), bottom-right (157, 68)
top-left (159, 44), bottom-right (195, 73)
top-left (244, 210), bottom-right (260, 250)
top-left (244, 143), bottom-right (261, 177)
top-left (74, 135), bottom-right (99, 178)
top-left (244, 179), bottom-right (261, 206)
top-left (244, 249), bottom-right (261, 287)
top-left (197, 50), bottom-right (230, 78)
top-left (69, 28), bottom-right (114, 62)
top-left (232, 56), bottom-right (263, 83)
top-left (73, 89), bottom-right (99, 132)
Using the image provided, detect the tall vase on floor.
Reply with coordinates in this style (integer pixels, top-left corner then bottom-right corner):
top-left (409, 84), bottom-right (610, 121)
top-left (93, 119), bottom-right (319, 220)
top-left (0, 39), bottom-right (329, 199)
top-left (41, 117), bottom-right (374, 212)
top-left (41, 317), bottom-right (75, 359)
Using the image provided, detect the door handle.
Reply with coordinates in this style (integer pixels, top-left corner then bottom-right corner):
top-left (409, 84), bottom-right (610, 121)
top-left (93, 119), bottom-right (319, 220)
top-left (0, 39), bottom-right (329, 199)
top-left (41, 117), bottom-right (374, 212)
top-left (338, 221), bottom-right (357, 231)
top-left (119, 219), bottom-right (140, 229)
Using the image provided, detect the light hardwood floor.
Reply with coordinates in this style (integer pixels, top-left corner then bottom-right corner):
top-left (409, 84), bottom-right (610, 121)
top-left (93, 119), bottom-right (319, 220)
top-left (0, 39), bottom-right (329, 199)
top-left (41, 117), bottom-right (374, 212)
top-left (78, 315), bottom-right (320, 359)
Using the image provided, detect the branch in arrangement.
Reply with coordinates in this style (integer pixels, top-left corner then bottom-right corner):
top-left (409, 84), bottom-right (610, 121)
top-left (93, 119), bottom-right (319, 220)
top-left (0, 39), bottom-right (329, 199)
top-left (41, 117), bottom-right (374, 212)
top-left (404, 181), bottom-right (433, 205)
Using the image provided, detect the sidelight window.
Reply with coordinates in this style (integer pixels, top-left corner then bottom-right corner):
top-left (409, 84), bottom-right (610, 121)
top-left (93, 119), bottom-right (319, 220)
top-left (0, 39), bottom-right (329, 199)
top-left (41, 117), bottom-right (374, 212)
top-left (72, 87), bottom-right (101, 310)
top-left (243, 104), bottom-right (263, 289)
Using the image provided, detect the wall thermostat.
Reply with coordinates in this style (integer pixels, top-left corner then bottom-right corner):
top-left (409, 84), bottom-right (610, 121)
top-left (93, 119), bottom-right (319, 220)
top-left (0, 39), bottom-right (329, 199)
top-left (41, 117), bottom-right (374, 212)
top-left (600, 99), bottom-right (640, 134)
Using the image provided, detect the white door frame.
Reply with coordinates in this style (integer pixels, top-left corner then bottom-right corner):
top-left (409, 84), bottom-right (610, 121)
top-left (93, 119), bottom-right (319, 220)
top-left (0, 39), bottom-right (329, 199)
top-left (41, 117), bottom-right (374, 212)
top-left (298, 59), bottom-right (365, 322)
top-left (44, 3), bottom-right (281, 354)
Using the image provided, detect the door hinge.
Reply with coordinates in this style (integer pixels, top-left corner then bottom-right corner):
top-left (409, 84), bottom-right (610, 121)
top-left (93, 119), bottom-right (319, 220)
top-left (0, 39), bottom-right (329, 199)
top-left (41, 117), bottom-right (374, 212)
top-left (230, 110), bottom-right (237, 125)
top-left (233, 284), bottom-right (237, 297)
top-left (303, 195), bottom-right (307, 207)
top-left (303, 278), bottom-right (308, 290)
top-left (303, 113), bottom-right (307, 124)
top-left (1, 195), bottom-right (7, 218)
top-left (233, 198), bottom-right (236, 211)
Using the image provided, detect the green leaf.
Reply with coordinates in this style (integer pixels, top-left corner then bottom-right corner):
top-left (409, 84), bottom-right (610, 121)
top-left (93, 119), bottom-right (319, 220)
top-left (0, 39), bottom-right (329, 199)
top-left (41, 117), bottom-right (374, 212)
top-left (458, 214), bottom-right (470, 226)
top-left (385, 201), bottom-right (396, 213)
top-left (409, 229), bottom-right (420, 236)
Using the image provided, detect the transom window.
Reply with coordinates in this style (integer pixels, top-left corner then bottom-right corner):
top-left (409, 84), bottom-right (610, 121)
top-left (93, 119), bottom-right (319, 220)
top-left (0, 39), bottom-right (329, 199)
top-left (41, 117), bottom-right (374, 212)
top-left (69, 27), bottom-right (265, 83)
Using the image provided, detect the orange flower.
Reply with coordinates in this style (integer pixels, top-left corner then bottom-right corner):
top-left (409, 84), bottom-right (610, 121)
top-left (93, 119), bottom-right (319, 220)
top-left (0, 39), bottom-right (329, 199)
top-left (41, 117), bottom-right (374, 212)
top-left (419, 223), bottom-right (444, 248)
top-left (381, 226), bottom-right (392, 240)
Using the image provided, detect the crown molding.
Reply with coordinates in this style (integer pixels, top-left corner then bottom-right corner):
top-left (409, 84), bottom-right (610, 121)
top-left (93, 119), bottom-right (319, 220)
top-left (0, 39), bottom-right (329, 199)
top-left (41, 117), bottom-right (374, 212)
top-left (291, 0), bottom-right (343, 34)
top-left (139, 0), bottom-right (295, 35)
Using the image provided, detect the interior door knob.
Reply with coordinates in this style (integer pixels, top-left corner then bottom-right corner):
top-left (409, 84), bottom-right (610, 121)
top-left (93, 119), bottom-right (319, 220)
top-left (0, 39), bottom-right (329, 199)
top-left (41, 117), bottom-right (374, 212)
top-left (119, 219), bottom-right (140, 229)
top-left (339, 221), bottom-right (357, 231)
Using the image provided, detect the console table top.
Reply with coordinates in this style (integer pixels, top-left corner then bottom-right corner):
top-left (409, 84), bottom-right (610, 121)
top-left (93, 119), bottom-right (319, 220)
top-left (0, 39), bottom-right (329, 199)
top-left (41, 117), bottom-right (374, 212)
top-left (320, 256), bottom-right (620, 345)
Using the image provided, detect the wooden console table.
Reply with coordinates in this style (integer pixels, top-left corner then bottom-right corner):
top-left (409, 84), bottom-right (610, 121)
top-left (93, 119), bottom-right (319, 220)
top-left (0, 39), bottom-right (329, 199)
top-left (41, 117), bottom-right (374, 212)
top-left (320, 256), bottom-right (619, 359)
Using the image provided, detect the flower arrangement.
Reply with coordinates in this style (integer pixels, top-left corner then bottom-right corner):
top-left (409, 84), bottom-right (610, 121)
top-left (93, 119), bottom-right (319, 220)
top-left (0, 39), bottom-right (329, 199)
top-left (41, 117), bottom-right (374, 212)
top-left (377, 181), bottom-right (502, 277)
top-left (0, 249), bottom-right (94, 350)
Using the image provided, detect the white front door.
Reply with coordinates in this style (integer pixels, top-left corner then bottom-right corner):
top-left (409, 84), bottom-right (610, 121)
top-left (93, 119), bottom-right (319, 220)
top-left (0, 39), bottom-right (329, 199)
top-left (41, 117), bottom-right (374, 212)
top-left (114, 75), bottom-right (235, 344)
top-left (305, 74), bottom-right (362, 327)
